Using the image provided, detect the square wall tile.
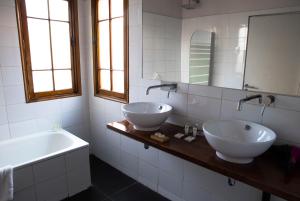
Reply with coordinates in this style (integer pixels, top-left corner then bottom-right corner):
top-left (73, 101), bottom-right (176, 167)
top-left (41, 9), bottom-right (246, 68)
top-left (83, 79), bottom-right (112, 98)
top-left (161, 91), bottom-right (188, 116)
top-left (14, 166), bottom-right (34, 192)
top-left (263, 107), bottom-right (300, 144)
top-left (65, 147), bottom-right (90, 172)
top-left (220, 100), bottom-right (262, 123)
top-left (158, 151), bottom-right (184, 178)
top-left (0, 0), bottom-right (15, 7)
top-left (0, 87), bottom-right (5, 106)
top-left (0, 67), bottom-right (23, 86)
top-left (0, 7), bottom-right (17, 27)
top-left (6, 104), bottom-right (36, 123)
top-left (182, 181), bottom-right (212, 201)
top-left (158, 170), bottom-right (183, 201)
top-left (0, 124), bottom-right (10, 140)
top-left (222, 88), bottom-right (247, 102)
top-left (138, 144), bottom-right (159, 167)
top-left (68, 168), bottom-right (91, 196)
top-left (138, 160), bottom-right (159, 191)
top-left (3, 85), bottom-right (25, 105)
top-left (35, 175), bottom-right (68, 201)
top-left (187, 95), bottom-right (221, 122)
top-left (9, 120), bottom-right (38, 138)
top-left (120, 151), bottom-right (139, 180)
top-left (189, 84), bottom-right (222, 99)
top-left (33, 156), bottom-right (66, 183)
top-left (274, 95), bottom-right (300, 112)
top-left (120, 134), bottom-right (140, 157)
top-left (14, 186), bottom-right (36, 201)
top-left (0, 106), bottom-right (8, 125)
top-left (0, 26), bottom-right (19, 47)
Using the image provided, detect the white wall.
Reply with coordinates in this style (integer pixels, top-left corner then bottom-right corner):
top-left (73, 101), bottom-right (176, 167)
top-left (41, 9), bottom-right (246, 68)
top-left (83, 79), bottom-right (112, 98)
top-left (182, 0), bottom-right (300, 18)
top-left (86, 1), bottom-right (300, 201)
top-left (0, 0), bottom-right (90, 142)
top-left (0, 0), bottom-right (299, 201)
top-left (143, 0), bottom-right (182, 18)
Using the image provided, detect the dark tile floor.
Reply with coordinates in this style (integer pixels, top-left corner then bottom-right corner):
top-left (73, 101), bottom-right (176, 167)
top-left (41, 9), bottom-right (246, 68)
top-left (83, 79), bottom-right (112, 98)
top-left (63, 155), bottom-right (169, 201)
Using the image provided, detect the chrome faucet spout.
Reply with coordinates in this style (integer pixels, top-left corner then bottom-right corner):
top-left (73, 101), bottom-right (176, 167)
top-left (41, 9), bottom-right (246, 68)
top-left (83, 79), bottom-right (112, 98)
top-left (237, 94), bottom-right (262, 111)
top-left (146, 83), bottom-right (177, 98)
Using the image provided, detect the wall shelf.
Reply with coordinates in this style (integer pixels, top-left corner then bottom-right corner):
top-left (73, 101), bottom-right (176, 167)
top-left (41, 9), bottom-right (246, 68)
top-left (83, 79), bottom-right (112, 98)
top-left (107, 120), bottom-right (300, 201)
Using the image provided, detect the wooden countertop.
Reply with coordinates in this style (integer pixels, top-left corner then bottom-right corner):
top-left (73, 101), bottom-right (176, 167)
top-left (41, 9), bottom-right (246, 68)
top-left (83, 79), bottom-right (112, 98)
top-left (107, 120), bottom-right (300, 201)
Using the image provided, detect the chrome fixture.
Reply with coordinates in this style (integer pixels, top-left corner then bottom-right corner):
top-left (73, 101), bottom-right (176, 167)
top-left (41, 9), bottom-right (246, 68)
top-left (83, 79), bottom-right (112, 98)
top-left (260, 95), bottom-right (275, 116)
top-left (146, 83), bottom-right (177, 98)
top-left (237, 94), bottom-right (262, 111)
top-left (182, 0), bottom-right (200, 9)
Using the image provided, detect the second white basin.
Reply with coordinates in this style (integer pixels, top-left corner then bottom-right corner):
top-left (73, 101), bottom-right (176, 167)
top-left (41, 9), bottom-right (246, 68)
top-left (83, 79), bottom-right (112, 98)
top-left (202, 120), bottom-right (276, 164)
top-left (122, 102), bottom-right (172, 131)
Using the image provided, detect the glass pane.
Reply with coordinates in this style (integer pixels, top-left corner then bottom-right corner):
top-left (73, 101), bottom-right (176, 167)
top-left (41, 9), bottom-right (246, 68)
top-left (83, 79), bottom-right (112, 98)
top-left (27, 18), bottom-right (52, 70)
top-left (50, 21), bottom-right (71, 69)
top-left (112, 71), bottom-right (124, 93)
top-left (111, 18), bottom-right (124, 70)
top-left (111, 0), bottom-right (123, 18)
top-left (54, 70), bottom-right (72, 90)
top-left (98, 0), bottom-right (109, 20)
top-left (100, 70), bottom-right (111, 90)
top-left (49, 0), bottom-right (69, 21)
top-left (98, 21), bottom-right (110, 69)
top-left (25, 0), bottom-right (48, 19)
top-left (32, 71), bottom-right (53, 92)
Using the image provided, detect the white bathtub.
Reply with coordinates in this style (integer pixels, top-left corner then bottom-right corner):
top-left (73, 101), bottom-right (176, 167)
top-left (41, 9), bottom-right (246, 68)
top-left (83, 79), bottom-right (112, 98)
top-left (0, 129), bottom-right (91, 201)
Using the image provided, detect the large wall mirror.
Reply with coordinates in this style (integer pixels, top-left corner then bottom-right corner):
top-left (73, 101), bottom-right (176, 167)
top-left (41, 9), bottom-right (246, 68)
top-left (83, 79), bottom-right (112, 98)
top-left (142, 0), bottom-right (300, 96)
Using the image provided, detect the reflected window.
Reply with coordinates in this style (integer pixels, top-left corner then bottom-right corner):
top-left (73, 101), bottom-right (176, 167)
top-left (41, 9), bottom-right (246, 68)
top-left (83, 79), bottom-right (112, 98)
top-left (16, 0), bottom-right (81, 102)
top-left (93, 0), bottom-right (129, 103)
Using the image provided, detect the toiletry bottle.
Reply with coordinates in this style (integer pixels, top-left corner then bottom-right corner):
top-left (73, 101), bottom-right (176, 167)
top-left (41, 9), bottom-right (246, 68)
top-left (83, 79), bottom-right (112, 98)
top-left (184, 122), bottom-right (190, 135)
top-left (192, 123), bottom-right (199, 137)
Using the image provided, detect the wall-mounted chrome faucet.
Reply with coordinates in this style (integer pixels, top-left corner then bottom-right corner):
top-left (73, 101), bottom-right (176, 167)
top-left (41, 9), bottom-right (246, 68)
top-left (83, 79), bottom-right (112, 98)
top-left (237, 94), bottom-right (262, 111)
top-left (146, 83), bottom-right (177, 98)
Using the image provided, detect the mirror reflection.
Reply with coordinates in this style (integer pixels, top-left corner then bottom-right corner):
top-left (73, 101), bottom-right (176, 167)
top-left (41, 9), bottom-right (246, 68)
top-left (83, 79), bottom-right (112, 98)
top-left (142, 0), bottom-right (300, 96)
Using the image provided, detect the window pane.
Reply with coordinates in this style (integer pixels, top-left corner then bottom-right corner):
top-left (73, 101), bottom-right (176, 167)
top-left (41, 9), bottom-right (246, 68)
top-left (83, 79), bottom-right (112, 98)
top-left (50, 21), bottom-right (71, 69)
top-left (98, 21), bottom-right (110, 69)
top-left (100, 70), bottom-right (111, 90)
top-left (27, 19), bottom-right (52, 70)
top-left (111, 18), bottom-right (124, 70)
top-left (49, 0), bottom-right (69, 21)
top-left (112, 71), bottom-right (124, 93)
top-left (32, 71), bottom-right (53, 92)
top-left (25, 0), bottom-right (48, 19)
top-left (111, 0), bottom-right (123, 18)
top-left (54, 70), bottom-right (72, 90)
top-left (98, 0), bottom-right (109, 21)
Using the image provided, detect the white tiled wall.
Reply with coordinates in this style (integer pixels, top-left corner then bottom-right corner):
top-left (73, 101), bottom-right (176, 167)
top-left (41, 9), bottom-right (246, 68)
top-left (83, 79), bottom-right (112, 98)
top-left (0, 0), bottom-right (297, 201)
top-left (0, 0), bottom-right (90, 142)
top-left (86, 1), bottom-right (298, 201)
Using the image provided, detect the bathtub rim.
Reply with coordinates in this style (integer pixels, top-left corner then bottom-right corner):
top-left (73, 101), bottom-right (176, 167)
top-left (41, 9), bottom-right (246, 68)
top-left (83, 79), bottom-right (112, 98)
top-left (0, 129), bottom-right (89, 170)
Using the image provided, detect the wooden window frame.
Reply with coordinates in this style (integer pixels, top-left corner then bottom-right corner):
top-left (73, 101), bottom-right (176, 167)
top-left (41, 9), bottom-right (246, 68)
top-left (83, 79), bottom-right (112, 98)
top-left (15, 0), bottom-right (82, 103)
top-left (92, 0), bottom-right (129, 103)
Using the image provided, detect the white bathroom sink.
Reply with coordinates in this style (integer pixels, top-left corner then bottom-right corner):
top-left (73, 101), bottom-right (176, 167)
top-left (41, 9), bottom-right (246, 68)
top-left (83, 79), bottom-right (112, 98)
top-left (122, 102), bottom-right (172, 131)
top-left (202, 120), bottom-right (276, 164)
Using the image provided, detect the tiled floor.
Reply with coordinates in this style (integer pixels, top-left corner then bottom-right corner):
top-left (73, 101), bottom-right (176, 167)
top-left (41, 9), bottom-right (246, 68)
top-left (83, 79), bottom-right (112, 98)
top-left (64, 155), bottom-right (169, 201)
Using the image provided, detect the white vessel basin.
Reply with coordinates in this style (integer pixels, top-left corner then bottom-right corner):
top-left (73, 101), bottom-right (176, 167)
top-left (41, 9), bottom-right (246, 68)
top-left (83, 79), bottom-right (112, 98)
top-left (122, 102), bottom-right (172, 131)
top-left (202, 120), bottom-right (276, 164)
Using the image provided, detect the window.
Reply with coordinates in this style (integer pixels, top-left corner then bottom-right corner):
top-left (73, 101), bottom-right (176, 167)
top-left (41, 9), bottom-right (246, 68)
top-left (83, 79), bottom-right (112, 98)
top-left (92, 0), bottom-right (129, 103)
top-left (16, 0), bottom-right (81, 102)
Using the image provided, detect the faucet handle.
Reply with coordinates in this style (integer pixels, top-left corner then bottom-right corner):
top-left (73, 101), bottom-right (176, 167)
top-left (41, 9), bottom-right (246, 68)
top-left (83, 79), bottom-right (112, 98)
top-left (260, 95), bottom-right (275, 116)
